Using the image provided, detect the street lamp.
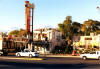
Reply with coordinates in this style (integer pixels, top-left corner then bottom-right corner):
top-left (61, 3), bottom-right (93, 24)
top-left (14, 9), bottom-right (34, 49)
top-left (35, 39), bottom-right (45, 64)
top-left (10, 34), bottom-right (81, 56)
top-left (32, 3), bottom-right (35, 42)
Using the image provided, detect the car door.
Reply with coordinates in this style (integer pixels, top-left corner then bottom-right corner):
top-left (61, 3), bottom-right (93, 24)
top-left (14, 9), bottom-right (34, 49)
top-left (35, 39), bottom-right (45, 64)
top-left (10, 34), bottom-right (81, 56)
top-left (24, 50), bottom-right (30, 56)
top-left (88, 51), bottom-right (97, 59)
top-left (17, 51), bottom-right (23, 56)
top-left (20, 50), bottom-right (28, 56)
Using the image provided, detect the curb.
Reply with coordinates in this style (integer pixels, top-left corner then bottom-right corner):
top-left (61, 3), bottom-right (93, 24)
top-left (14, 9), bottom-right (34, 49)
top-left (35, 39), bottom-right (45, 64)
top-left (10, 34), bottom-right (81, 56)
top-left (0, 57), bottom-right (44, 61)
top-left (40, 55), bottom-right (80, 58)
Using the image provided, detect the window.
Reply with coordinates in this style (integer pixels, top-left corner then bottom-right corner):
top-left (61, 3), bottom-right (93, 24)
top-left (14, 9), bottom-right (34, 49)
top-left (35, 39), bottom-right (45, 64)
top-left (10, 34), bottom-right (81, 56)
top-left (90, 52), bottom-right (96, 54)
top-left (25, 50), bottom-right (29, 52)
top-left (85, 38), bottom-right (92, 40)
top-left (53, 32), bottom-right (55, 39)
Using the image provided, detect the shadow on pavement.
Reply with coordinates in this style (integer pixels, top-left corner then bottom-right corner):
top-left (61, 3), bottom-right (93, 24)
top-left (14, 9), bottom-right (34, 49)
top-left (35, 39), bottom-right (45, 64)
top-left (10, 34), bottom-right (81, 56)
top-left (0, 60), bottom-right (97, 69)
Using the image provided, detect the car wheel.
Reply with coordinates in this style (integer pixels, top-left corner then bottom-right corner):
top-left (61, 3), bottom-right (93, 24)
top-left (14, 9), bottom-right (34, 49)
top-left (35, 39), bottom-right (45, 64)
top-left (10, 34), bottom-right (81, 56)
top-left (98, 56), bottom-right (100, 60)
top-left (29, 54), bottom-right (32, 58)
top-left (17, 53), bottom-right (20, 57)
top-left (82, 56), bottom-right (87, 60)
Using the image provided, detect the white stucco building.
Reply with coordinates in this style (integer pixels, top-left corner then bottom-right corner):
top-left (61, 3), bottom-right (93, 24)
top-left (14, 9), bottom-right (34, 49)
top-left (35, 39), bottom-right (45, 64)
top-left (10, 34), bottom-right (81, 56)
top-left (73, 33), bottom-right (100, 51)
top-left (33, 28), bottom-right (65, 54)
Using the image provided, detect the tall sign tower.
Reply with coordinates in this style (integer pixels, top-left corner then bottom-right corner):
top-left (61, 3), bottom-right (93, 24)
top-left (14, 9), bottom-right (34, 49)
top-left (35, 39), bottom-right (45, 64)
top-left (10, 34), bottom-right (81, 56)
top-left (25, 0), bottom-right (35, 41)
top-left (25, 1), bottom-right (31, 33)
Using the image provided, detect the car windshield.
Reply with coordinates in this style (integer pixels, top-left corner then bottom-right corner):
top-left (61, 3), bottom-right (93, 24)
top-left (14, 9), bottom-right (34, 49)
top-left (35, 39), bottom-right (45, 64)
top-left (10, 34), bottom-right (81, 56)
top-left (31, 50), bottom-right (34, 52)
top-left (25, 50), bottom-right (30, 52)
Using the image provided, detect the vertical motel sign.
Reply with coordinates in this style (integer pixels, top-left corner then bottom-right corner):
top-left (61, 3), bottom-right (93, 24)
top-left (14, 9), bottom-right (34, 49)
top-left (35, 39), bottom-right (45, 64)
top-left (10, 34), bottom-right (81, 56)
top-left (25, 1), bottom-right (35, 34)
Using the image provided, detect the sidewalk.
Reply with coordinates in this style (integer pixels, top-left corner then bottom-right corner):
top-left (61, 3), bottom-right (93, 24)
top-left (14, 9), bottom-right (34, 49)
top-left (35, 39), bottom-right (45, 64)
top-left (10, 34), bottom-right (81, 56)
top-left (40, 54), bottom-right (80, 58)
top-left (7, 53), bottom-right (80, 58)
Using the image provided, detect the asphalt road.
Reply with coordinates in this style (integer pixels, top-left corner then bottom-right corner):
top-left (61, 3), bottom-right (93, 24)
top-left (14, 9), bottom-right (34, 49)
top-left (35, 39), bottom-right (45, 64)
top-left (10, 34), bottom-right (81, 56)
top-left (0, 56), bottom-right (100, 69)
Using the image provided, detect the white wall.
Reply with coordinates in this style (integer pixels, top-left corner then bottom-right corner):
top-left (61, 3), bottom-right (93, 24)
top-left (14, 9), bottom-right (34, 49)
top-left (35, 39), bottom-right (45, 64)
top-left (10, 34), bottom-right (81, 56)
top-left (0, 37), bottom-right (2, 50)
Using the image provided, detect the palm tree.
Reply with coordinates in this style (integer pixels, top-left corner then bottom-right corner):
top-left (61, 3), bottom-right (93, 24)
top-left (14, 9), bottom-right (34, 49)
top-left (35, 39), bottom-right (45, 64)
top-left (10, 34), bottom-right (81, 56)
top-left (58, 16), bottom-right (73, 53)
top-left (58, 16), bottom-right (72, 40)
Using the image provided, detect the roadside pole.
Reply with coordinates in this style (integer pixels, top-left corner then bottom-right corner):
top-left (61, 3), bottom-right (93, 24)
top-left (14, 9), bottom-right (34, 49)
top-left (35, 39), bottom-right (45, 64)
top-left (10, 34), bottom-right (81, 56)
top-left (31, 3), bottom-right (35, 51)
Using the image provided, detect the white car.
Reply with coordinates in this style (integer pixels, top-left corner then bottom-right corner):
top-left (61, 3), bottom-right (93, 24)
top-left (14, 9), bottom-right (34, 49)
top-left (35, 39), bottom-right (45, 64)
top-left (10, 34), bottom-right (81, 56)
top-left (80, 51), bottom-right (100, 60)
top-left (16, 49), bottom-right (39, 58)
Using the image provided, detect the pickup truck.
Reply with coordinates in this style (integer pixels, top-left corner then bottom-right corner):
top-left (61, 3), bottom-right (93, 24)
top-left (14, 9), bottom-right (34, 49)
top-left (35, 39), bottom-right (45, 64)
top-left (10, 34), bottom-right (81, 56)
top-left (16, 49), bottom-right (39, 58)
top-left (80, 51), bottom-right (100, 60)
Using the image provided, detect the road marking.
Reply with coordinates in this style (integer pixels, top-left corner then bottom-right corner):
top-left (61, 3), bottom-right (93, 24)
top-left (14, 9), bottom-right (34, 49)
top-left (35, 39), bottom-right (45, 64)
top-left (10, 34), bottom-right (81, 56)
top-left (0, 57), bottom-right (43, 60)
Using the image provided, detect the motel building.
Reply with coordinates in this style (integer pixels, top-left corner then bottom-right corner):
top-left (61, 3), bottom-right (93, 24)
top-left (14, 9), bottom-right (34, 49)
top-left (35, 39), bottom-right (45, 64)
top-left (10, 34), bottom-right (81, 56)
top-left (0, 28), bottom-right (65, 54)
top-left (33, 28), bottom-right (65, 54)
top-left (73, 33), bottom-right (100, 53)
top-left (0, 32), bottom-right (28, 53)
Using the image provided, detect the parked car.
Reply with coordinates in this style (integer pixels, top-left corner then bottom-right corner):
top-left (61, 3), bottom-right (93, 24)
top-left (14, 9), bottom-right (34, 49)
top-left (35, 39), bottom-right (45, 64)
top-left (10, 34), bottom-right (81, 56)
top-left (16, 49), bottom-right (39, 58)
top-left (80, 51), bottom-right (100, 60)
top-left (0, 50), bottom-right (3, 56)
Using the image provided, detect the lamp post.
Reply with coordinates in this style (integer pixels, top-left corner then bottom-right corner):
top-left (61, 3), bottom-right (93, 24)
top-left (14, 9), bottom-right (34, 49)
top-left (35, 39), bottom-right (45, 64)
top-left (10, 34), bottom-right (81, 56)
top-left (31, 3), bottom-right (35, 42)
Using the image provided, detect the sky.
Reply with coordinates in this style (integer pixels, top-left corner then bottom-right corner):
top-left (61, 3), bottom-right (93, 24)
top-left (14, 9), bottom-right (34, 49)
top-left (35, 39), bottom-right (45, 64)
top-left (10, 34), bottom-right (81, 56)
top-left (0, 0), bottom-right (100, 32)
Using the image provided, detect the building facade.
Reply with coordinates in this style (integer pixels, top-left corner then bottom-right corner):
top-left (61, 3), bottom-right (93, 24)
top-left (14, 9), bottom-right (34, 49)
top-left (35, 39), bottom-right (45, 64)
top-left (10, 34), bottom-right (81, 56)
top-left (33, 28), bottom-right (65, 54)
top-left (73, 33), bottom-right (100, 53)
top-left (0, 29), bottom-right (65, 54)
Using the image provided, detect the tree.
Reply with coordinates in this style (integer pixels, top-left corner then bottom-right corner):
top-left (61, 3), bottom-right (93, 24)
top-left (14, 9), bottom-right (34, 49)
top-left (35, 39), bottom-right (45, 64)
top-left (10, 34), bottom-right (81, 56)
top-left (8, 30), bottom-right (19, 37)
top-left (58, 16), bottom-right (72, 40)
top-left (58, 16), bottom-right (84, 53)
top-left (18, 29), bottom-right (27, 37)
top-left (58, 16), bottom-right (82, 40)
top-left (81, 19), bottom-right (100, 35)
top-left (72, 22), bottom-right (82, 36)
top-left (0, 32), bottom-right (7, 37)
top-left (8, 29), bottom-right (27, 37)
top-left (58, 16), bottom-right (73, 53)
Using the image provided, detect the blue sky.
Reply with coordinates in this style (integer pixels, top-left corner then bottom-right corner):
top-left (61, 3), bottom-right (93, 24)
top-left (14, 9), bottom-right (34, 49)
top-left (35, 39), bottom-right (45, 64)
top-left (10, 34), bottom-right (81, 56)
top-left (0, 0), bottom-right (100, 32)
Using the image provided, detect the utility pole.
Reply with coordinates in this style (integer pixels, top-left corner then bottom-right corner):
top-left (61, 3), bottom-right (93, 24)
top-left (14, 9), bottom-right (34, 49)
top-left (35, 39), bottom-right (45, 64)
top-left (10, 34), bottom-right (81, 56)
top-left (32, 8), bottom-right (34, 41)
top-left (31, 3), bottom-right (35, 42)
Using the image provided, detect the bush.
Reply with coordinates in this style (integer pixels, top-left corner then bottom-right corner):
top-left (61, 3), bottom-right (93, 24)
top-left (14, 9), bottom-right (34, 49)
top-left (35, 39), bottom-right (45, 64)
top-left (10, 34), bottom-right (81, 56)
top-left (3, 49), bottom-right (9, 56)
top-left (64, 48), bottom-right (69, 54)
